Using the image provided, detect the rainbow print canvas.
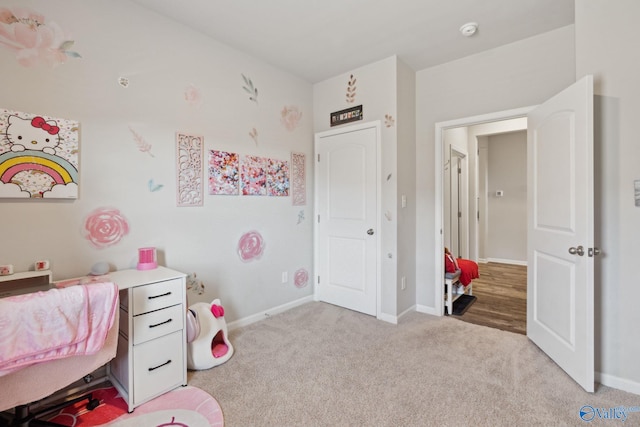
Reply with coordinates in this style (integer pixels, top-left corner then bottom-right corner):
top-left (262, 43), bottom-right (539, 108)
top-left (0, 108), bottom-right (79, 199)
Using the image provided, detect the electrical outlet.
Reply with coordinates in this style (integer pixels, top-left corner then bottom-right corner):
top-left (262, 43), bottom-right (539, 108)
top-left (282, 271), bottom-right (288, 284)
top-left (401, 276), bottom-right (406, 290)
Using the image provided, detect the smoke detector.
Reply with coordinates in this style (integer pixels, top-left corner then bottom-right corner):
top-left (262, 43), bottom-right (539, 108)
top-left (460, 22), bottom-right (478, 37)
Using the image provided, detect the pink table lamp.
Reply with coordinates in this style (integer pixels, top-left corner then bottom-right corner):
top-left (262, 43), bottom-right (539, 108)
top-left (137, 247), bottom-right (157, 270)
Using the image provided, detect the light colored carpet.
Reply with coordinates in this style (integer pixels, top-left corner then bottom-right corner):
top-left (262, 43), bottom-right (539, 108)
top-left (188, 302), bottom-right (638, 426)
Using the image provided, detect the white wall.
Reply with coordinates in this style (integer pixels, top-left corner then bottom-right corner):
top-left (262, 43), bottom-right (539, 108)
top-left (395, 59), bottom-right (417, 314)
top-left (0, 0), bottom-right (314, 322)
top-left (415, 25), bottom-right (576, 309)
top-left (469, 118), bottom-right (527, 262)
top-left (443, 119), bottom-right (527, 263)
top-left (576, 0), bottom-right (640, 392)
top-left (314, 57), bottom-right (398, 317)
top-left (486, 131), bottom-right (527, 263)
top-left (313, 56), bottom-right (416, 318)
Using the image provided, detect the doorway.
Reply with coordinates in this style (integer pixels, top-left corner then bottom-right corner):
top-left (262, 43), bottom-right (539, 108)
top-left (434, 106), bottom-right (533, 317)
top-left (442, 119), bottom-right (528, 333)
top-left (434, 77), bottom-right (595, 392)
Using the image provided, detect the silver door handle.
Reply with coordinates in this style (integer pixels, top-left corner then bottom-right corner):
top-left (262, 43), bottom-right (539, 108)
top-left (588, 247), bottom-right (601, 257)
top-left (568, 245), bottom-right (584, 256)
top-left (367, 229), bottom-right (374, 235)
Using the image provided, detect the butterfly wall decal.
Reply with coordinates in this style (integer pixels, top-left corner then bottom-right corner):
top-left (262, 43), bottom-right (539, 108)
top-left (148, 179), bottom-right (164, 192)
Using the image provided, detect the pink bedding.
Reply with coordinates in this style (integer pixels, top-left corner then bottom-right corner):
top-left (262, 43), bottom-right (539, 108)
top-left (0, 282), bottom-right (118, 376)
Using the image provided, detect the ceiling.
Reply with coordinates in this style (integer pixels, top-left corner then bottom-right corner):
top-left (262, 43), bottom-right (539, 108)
top-left (131, 0), bottom-right (574, 83)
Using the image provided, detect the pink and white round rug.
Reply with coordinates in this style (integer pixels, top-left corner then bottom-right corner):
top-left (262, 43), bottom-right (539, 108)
top-left (47, 385), bottom-right (223, 426)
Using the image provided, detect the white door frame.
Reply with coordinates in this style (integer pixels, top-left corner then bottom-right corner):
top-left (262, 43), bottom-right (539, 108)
top-left (434, 106), bottom-right (534, 316)
top-left (314, 120), bottom-right (382, 319)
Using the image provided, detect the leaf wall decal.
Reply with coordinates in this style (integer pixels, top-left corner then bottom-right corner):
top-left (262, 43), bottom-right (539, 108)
top-left (241, 73), bottom-right (259, 103)
top-left (346, 74), bottom-right (357, 103)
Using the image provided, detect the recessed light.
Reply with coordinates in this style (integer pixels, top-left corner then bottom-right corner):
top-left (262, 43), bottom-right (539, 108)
top-left (460, 22), bottom-right (478, 37)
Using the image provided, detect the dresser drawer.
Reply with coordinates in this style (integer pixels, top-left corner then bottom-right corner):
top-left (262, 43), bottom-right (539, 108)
top-left (132, 304), bottom-right (184, 345)
top-left (132, 331), bottom-right (185, 406)
top-left (132, 279), bottom-right (183, 315)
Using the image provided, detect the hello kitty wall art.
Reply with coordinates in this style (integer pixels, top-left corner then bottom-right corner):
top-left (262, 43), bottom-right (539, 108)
top-left (0, 108), bottom-right (79, 199)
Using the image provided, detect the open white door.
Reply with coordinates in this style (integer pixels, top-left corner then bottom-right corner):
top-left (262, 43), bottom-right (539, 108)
top-left (314, 122), bottom-right (380, 316)
top-left (527, 75), bottom-right (594, 392)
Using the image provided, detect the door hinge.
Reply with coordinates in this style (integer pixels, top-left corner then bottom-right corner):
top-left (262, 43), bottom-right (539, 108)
top-left (317, 154), bottom-right (320, 162)
top-left (317, 214), bottom-right (320, 223)
top-left (458, 211), bottom-right (462, 218)
top-left (317, 276), bottom-right (320, 284)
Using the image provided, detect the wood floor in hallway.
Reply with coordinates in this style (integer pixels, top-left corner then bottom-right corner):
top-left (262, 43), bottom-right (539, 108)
top-left (452, 262), bottom-right (527, 335)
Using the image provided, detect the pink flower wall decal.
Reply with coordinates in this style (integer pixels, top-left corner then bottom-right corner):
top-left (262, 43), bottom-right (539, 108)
top-left (0, 7), bottom-right (81, 67)
top-left (237, 230), bottom-right (265, 262)
top-left (83, 207), bottom-right (130, 249)
top-left (184, 84), bottom-right (202, 107)
top-left (280, 106), bottom-right (302, 131)
top-left (294, 268), bottom-right (309, 288)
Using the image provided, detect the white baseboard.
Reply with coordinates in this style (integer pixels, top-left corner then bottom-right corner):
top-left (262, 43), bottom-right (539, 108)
top-left (376, 305), bottom-right (418, 325)
top-left (487, 257), bottom-right (527, 266)
top-left (377, 312), bottom-right (398, 324)
top-left (227, 295), bottom-right (314, 331)
top-left (597, 371), bottom-right (640, 396)
top-left (416, 304), bottom-right (438, 316)
top-left (398, 304), bottom-right (417, 320)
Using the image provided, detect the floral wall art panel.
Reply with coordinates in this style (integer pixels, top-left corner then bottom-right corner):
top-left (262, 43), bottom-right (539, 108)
top-left (266, 158), bottom-right (289, 197)
top-left (291, 152), bottom-right (306, 205)
top-left (0, 108), bottom-right (79, 199)
top-left (209, 150), bottom-right (239, 195)
top-left (240, 155), bottom-right (267, 196)
top-left (176, 132), bottom-right (204, 206)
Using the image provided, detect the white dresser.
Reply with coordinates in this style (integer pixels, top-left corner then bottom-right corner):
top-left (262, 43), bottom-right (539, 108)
top-left (107, 267), bottom-right (187, 412)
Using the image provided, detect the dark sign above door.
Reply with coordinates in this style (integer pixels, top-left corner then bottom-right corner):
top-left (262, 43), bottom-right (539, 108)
top-left (330, 105), bottom-right (363, 127)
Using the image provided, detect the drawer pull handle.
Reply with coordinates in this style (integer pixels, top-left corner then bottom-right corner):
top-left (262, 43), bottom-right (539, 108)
top-left (149, 360), bottom-right (172, 371)
top-left (148, 291), bottom-right (171, 300)
top-left (149, 318), bottom-right (172, 328)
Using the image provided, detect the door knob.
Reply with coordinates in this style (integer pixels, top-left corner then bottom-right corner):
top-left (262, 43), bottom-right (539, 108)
top-left (568, 245), bottom-right (584, 256)
top-left (367, 229), bottom-right (374, 235)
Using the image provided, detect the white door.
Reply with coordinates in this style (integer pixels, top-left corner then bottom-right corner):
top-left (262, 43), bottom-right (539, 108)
top-left (527, 75), bottom-right (594, 392)
top-left (314, 122), bottom-right (379, 316)
top-left (450, 150), bottom-right (468, 258)
top-left (450, 153), bottom-right (460, 256)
